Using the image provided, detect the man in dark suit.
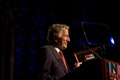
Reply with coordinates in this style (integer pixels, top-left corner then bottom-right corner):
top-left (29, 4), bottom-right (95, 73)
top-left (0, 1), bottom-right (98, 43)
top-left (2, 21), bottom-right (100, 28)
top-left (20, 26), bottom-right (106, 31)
top-left (35, 24), bottom-right (82, 80)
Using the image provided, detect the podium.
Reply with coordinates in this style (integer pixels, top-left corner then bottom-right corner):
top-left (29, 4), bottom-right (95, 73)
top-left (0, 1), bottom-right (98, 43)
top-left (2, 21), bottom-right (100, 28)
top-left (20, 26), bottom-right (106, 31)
top-left (60, 58), bottom-right (120, 80)
top-left (60, 46), bottom-right (120, 80)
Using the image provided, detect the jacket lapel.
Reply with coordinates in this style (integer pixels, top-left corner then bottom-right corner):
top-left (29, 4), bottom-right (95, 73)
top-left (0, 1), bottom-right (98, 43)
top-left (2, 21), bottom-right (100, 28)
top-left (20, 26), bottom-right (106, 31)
top-left (49, 45), bottom-right (68, 73)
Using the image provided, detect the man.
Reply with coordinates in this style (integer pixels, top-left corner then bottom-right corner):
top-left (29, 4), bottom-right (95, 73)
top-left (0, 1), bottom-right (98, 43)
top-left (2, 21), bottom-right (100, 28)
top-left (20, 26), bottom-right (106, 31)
top-left (35, 24), bottom-right (82, 80)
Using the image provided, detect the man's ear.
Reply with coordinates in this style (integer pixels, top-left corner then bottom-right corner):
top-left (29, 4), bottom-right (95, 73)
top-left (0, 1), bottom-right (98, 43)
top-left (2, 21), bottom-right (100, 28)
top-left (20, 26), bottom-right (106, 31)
top-left (54, 35), bottom-right (60, 42)
top-left (54, 35), bottom-right (58, 42)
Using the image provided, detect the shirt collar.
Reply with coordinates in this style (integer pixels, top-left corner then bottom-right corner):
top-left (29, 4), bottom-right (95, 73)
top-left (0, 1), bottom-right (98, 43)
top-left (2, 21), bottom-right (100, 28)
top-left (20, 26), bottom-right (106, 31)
top-left (55, 47), bottom-right (60, 53)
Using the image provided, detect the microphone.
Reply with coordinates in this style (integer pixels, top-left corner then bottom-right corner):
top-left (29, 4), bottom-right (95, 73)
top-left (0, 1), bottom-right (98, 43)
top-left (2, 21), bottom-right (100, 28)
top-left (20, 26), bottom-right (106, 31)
top-left (85, 46), bottom-right (103, 60)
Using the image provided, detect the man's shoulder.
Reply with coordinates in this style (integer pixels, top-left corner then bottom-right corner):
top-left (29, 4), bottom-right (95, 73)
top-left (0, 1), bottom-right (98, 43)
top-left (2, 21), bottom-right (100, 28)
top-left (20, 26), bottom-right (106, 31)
top-left (40, 45), bottom-right (55, 52)
top-left (41, 44), bottom-right (54, 48)
top-left (39, 45), bottom-right (56, 55)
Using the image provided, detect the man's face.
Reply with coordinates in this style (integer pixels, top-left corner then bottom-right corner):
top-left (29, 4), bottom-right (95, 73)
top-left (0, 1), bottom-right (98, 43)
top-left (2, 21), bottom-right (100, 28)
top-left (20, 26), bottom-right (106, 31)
top-left (56, 29), bottom-right (70, 50)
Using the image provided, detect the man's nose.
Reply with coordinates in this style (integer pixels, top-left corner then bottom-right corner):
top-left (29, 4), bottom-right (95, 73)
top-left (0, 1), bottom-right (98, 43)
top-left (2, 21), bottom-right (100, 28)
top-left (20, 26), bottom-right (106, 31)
top-left (67, 37), bottom-right (70, 42)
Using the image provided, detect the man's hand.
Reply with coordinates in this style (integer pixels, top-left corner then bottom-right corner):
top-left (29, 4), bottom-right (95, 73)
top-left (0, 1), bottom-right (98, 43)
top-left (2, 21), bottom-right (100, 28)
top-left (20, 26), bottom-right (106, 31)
top-left (74, 62), bottom-right (83, 69)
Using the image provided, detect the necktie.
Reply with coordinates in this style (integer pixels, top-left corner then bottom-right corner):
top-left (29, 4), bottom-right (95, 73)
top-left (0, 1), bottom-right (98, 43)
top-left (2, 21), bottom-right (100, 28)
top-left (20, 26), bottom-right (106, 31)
top-left (59, 51), bottom-right (68, 71)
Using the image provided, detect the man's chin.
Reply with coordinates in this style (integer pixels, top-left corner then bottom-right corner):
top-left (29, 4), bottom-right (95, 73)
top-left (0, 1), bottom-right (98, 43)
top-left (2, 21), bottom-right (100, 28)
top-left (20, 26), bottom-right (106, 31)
top-left (63, 46), bottom-right (67, 50)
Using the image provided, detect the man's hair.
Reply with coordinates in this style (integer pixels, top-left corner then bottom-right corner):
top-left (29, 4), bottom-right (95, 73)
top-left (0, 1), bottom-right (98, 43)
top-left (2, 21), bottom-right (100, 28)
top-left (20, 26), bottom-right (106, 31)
top-left (47, 24), bottom-right (69, 43)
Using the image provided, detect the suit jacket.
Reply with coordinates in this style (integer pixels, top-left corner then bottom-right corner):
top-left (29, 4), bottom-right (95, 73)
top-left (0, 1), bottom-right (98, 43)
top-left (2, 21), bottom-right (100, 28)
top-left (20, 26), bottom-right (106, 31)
top-left (35, 45), bottom-right (69, 80)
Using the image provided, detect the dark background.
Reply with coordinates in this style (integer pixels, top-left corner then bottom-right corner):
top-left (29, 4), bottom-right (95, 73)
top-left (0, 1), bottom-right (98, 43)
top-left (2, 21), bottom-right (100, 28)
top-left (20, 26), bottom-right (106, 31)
top-left (1, 0), bottom-right (120, 80)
